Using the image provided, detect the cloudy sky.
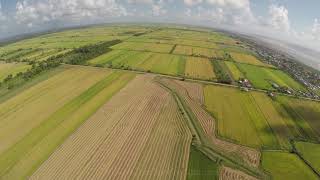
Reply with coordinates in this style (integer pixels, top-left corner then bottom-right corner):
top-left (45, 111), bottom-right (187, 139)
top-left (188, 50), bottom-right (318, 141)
top-left (0, 0), bottom-right (319, 51)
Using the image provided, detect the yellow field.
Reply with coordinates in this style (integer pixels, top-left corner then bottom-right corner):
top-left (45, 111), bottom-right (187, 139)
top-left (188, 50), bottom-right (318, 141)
top-left (225, 61), bottom-right (244, 80)
top-left (0, 66), bottom-right (110, 154)
top-left (185, 57), bottom-right (216, 80)
top-left (230, 52), bottom-right (270, 67)
top-left (30, 75), bottom-right (192, 180)
top-left (173, 45), bottom-right (217, 58)
top-left (0, 61), bottom-right (31, 82)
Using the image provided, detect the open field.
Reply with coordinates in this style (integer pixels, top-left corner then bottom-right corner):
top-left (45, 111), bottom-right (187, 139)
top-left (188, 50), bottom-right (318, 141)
top-left (0, 61), bottom-right (31, 82)
top-left (225, 61), bottom-right (244, 80)
top-left (204, 85), bottom-right (276, 149)
top-left (1, 25), bottom-right (320, 180)
top-left (160, 78), bottom-right (261, 168)
top-left (185, 57), bottom-right (216, 80)
top-left (187, 146), bottom-right (218, 180)
top-left (30, 75), bottom-right (192, 180)
top-left (0, 66), bottom-right (136, 179)
top-left (219, 166), bottom-right (258, 180)
top-left (230, 52), bottom-right (270, 67)
top-left (294, 141), bottom-right (320, 174)
top-left (238, 63), bottom-right (306, 91)
top-left (111, 41), bottom-right (174, 53)
top-left (277, 96), bottom-right (320, 141)
top-left (173, 45), bottom-right (217, 58)
top-left (262, 151), bottom-right (318, 180)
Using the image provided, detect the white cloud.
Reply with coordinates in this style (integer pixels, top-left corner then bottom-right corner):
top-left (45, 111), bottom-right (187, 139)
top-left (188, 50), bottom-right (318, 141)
top-left (151, 0), bottom-right (167, 16)
top-left (128, 0), bottom-right (153, 4)
top-left (206, 0), bottom-right (249, 9)
top-left (268, 5), bottom-right (290, 32)
top-left (0, 2), bottom-right (6, 21)
top-left (184, 0), bottom-right (202, 6)
top-left (312, 18), bottom-right (320, 40)
top-left (15, 0), bottom-right (127, 26)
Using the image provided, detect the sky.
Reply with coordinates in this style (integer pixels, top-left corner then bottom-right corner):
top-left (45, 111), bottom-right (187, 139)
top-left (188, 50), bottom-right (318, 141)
top-left (0, 0), bottom-right (319, 51)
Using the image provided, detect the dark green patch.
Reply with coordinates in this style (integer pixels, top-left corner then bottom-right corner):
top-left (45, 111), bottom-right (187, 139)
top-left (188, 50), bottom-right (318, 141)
top-left (187, 146), bottom-right (219, 180)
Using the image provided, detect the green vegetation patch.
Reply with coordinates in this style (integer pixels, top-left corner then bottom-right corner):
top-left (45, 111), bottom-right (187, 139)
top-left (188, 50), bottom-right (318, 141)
top-left (204, 85), bottom-right (273, 148)
top-left (187, 146), bottom-right (219, 180)
top-left (0, 71), bottom-right (135, 179)
top-left (237, 63), bottom-right (306, 91)
top-left (211, 60), bottom-right (232, 84)
top-left (277, 96), bottom-right (320, 141)
top-left (262, 151), bottom-right (318, 180)
top-left (295, 141), bottom-right (320, 174)
top-left (225, 61), bottom-right (244, 81)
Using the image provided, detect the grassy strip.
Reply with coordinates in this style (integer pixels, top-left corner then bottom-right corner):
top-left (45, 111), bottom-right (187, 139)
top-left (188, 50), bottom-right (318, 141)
top-left (177, 56), bottom-right (186, 76)
top-left (187, 145), bottom-right (219, 180)
top-left (0, 71), bottom-right (135, 179)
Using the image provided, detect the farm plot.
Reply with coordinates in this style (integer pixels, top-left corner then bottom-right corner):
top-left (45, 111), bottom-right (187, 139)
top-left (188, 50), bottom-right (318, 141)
top-left (173, 45), bottom-right (217, 58)
top-left (230, 52), bottom-right (270, 67)
top-left (138, 53), bottom-right (183, 75)
top-left (294, 141), bottom-right (320, 174)
top-left (277, 96), bottom-right (320, 140)
top-left (250, 92), bottom-right (297, 149)
top-left (225, 61), bottom-right (244, 81)
top-left (0, 61), bottom-right (31, 82)
top-left (219, 166), bottom-right (258, 180)
top-left (175, 39), bottom-right (218, 49)
top-left (111, 41), bottom-right (174, 53)
top-left (204, 85), bottom-right (277, 149)
top-left (30, 75), bottom-right (192, 180)
top-left (262, 151), bottom-right (318, 180)
top-left (89, 50), bottom-right (152, 68)
top-left (0, 67), bottom-right (136, 179)
top-left (187, 146), bottom-right (218, 180)
top-left (238, 63), bottom-right (306, 91)
top-left (160, 79), bottom-right (261, 168)
top-left (185, 57), bottom-right (216, 80)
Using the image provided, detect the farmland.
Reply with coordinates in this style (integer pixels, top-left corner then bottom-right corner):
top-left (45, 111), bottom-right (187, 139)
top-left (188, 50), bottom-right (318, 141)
top-left (0, 24), bottom-right (319, 180)
top-left (0, 61), bottom-right (31, 82)
top-left (185, 57), bottom-right (216, 80)
top-left (262, 151), bottom-right (318, 180)
top-left (30, 75), bottom-right (192, 180)
top-left (237, 63), bottom-right (307, 91)
top-left (294, 141), bottom-right (320, 174)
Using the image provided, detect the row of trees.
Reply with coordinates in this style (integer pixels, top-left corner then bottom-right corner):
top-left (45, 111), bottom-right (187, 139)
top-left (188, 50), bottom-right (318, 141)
top-left (54, 40), bottom-right (122, 65)
top-left (211, 60), bottom-right (232, 84)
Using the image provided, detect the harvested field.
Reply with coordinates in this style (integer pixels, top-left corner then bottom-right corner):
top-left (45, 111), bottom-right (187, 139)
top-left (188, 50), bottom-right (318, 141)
top-left (0, 66), bottom-right (110, 154)
top-left (219, 166), bottom-right (258, 180)
top-left (294, 141), bottom-right (320, 174)
top-left (30, 75), bottom-right (192, 180)
top-left (0, 68), bottom-right (135, 179)
top-left (175, 80), bottom-right (204, 104)
top-left (185, 57), bottom-right (216, 80)
top-left (262, 151), bottom-right (318, 180)
top-left (159, 79), bottom-right (260, 168)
